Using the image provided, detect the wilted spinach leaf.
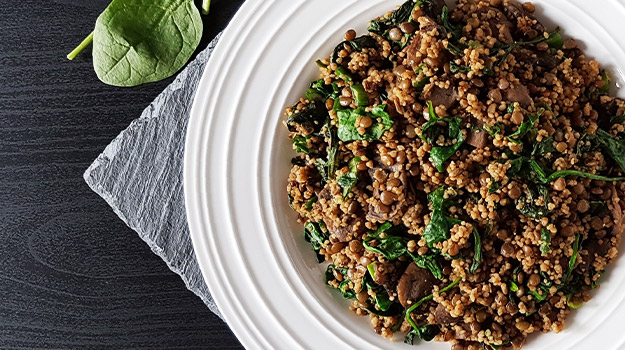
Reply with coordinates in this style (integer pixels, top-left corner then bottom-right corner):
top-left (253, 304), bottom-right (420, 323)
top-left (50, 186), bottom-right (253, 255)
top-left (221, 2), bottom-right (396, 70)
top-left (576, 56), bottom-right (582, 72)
top-left (87, 0), bottom-right (203, 86)
top-left (331, 35), bottom-right (378, 63)
top-left (532, 136), bottom-right (556, 156)
top-left (286, 102), bottom-right (329, 134)
top-left (337, 157), bottom-right (362, 198)
top-left (562, 234), bottom-right (582, 282)
top-left (315, 124), bottom-right (339, 181)
top-left (325, 265), bottom-right (357, 299)
top-left (304, 222), bottom-right (328, 262)
top-left (517, 184), bottom-right (550, 219)
top-left (507, 108), bottom-right (544, 145)
top-left (469, 227), bottom-right (482, 273)
top-left (292, 136), bottom-right (310, 154)
top-left (306, 79), bottom-right (340, 101)
top-left (595, 129), bottom-right (625, 173)
top-left (540, 228), bottom-right (551, 254)
top-left (488, 181), bottom-right (501, 194)
top-left (404, 324), bottom-right (440, 344)
top-left (368, 0), bottom-right (417, 36)
top-left (423, 187), bottom-right (462, 246)
top-left (408, 251), bottom-right (443, 279)
top-left (421, 101), bottom-right (465, 172)
top-left (337, 104), bottom-right (394, 141)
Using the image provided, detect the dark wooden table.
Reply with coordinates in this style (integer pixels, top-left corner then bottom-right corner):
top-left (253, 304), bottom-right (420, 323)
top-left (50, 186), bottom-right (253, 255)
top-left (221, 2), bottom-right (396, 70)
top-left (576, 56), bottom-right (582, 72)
top-left (0, 0), bottom-right (244, 348)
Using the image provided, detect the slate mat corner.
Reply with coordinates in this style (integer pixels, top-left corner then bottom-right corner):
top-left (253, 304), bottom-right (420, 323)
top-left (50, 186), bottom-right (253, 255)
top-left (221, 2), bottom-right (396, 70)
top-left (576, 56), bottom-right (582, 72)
top-left (83, 34), bottom-right (223, 320)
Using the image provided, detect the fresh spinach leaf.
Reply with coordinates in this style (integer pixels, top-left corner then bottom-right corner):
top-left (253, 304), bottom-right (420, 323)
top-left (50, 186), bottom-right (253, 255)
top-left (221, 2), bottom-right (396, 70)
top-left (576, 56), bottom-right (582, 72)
top-left (337, 104), bottom-right (394, 141)
top-left (469, 227), bottom-right (482, 274)
top-left (337, 157), bottom-right (362, 198)
top-left (540, 228), bottom-right (551, 254)
top-left (82, 0), bottom-right (204, 86)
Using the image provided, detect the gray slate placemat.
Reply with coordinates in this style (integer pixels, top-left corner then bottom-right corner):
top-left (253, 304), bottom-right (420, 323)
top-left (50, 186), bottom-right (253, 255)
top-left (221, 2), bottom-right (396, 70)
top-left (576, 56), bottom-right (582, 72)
top-left (84, 34), bottom-right (222, 319)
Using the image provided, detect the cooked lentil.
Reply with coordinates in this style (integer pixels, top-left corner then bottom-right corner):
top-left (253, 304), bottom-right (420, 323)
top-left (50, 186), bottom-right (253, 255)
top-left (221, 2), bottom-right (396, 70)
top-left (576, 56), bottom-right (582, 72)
top-left (285, 0), bottom-right (625, 349)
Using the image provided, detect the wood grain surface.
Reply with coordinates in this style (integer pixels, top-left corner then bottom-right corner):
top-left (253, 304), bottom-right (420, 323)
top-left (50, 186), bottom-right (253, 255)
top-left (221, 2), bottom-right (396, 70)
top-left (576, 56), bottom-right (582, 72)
top-left (0, 0), bottom-right (244, 348)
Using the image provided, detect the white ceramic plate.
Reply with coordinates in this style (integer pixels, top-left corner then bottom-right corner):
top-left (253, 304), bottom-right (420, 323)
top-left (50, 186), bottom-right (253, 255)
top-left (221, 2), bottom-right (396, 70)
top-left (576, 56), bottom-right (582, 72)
top-left (184, 0), bottom-right (625, 348)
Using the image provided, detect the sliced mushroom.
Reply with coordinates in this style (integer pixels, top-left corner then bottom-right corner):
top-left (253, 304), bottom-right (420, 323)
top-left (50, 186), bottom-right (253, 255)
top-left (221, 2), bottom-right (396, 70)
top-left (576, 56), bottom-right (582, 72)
top-left (504, 83), bottom-right (533, 108)
top-left (422, 84), bottom-right (458, 110)
top-left (466, 129), bottom-right (489, 149)
top-left (503, 2), bottom-right (546, 40)
top-left (397, 263), bottom-right (436, 308)
top-left (434, 303), bottom-right (462, 324)
top-left (316, 186), bottom-right (366, 242)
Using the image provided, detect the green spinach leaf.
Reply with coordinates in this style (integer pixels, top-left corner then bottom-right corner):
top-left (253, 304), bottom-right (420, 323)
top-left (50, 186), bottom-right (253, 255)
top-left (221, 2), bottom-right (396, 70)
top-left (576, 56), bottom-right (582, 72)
top-left (507, 109), bottom-right (544, 145)
top-left (532, 136), bottom-right (556, 156)
top-left (469, 227), bottom-right (482, 273)
top-left (331, 35), bottom-right (378, 63)
top-left (337, 157), bottom-right (362, 198)
top-left (422, 101), bottom-right (465, 172)
top-left (292, 136), bottom-right (310, 154)
top-left (408, 252), bottom-right (443, 279)
top-left (540, 228), bottom-right (551, 254)
top-left (368, 0), bottom-right (417, 36)
top-left (404, 324), bottom-right (440, 344)
top-left (325, 265), bottom-right (357, 299)
top-left (304, 222), bottom-right (328, 262)
top-left (83, 0), bottom-right (204, 86)
top-left (423, 187), bottom-right (462, 246)
top-left (337, 104), bottom-right (394, 141)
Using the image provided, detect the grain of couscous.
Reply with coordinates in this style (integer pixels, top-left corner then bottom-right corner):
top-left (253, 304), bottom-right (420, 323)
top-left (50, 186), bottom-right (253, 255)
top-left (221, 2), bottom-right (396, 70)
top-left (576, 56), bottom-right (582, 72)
top-left (285, 0), bottom-right (625, 348)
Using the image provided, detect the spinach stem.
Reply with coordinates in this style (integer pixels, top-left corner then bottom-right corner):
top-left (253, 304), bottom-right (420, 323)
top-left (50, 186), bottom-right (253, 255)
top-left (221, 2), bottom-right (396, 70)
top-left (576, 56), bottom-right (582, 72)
top-left (67, 31), bottom-right (94, 60)
top-left (201, 0), bottom-right (211, 15)
top-left (405, 277), bottom-right (461, 331)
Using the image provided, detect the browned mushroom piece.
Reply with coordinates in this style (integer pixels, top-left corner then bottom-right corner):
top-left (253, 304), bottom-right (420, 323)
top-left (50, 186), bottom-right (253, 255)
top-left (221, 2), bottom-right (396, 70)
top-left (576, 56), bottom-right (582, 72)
top-left (503, 2), bottom-right (546, 40)
top-left (422, 84), bottom-right (458, 110)
top-left (466, 129), bottom-right (489, 149)
top-left (372, 261), bottom-right (405, 292)
top-left (316, 187), bottom-right (366, 242)
top-left (472, 7), bottom-right (514, 43)
top-left (515, 48), bottom-right (560, 71)
top-left (406, 24), bottom-right (446, 71)
top-left (434, 303), bottom-right (462, 324)
top-left (396, 263), bottom-right (436, 308)
top-left (504, 83), bottom-right (533, 108)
